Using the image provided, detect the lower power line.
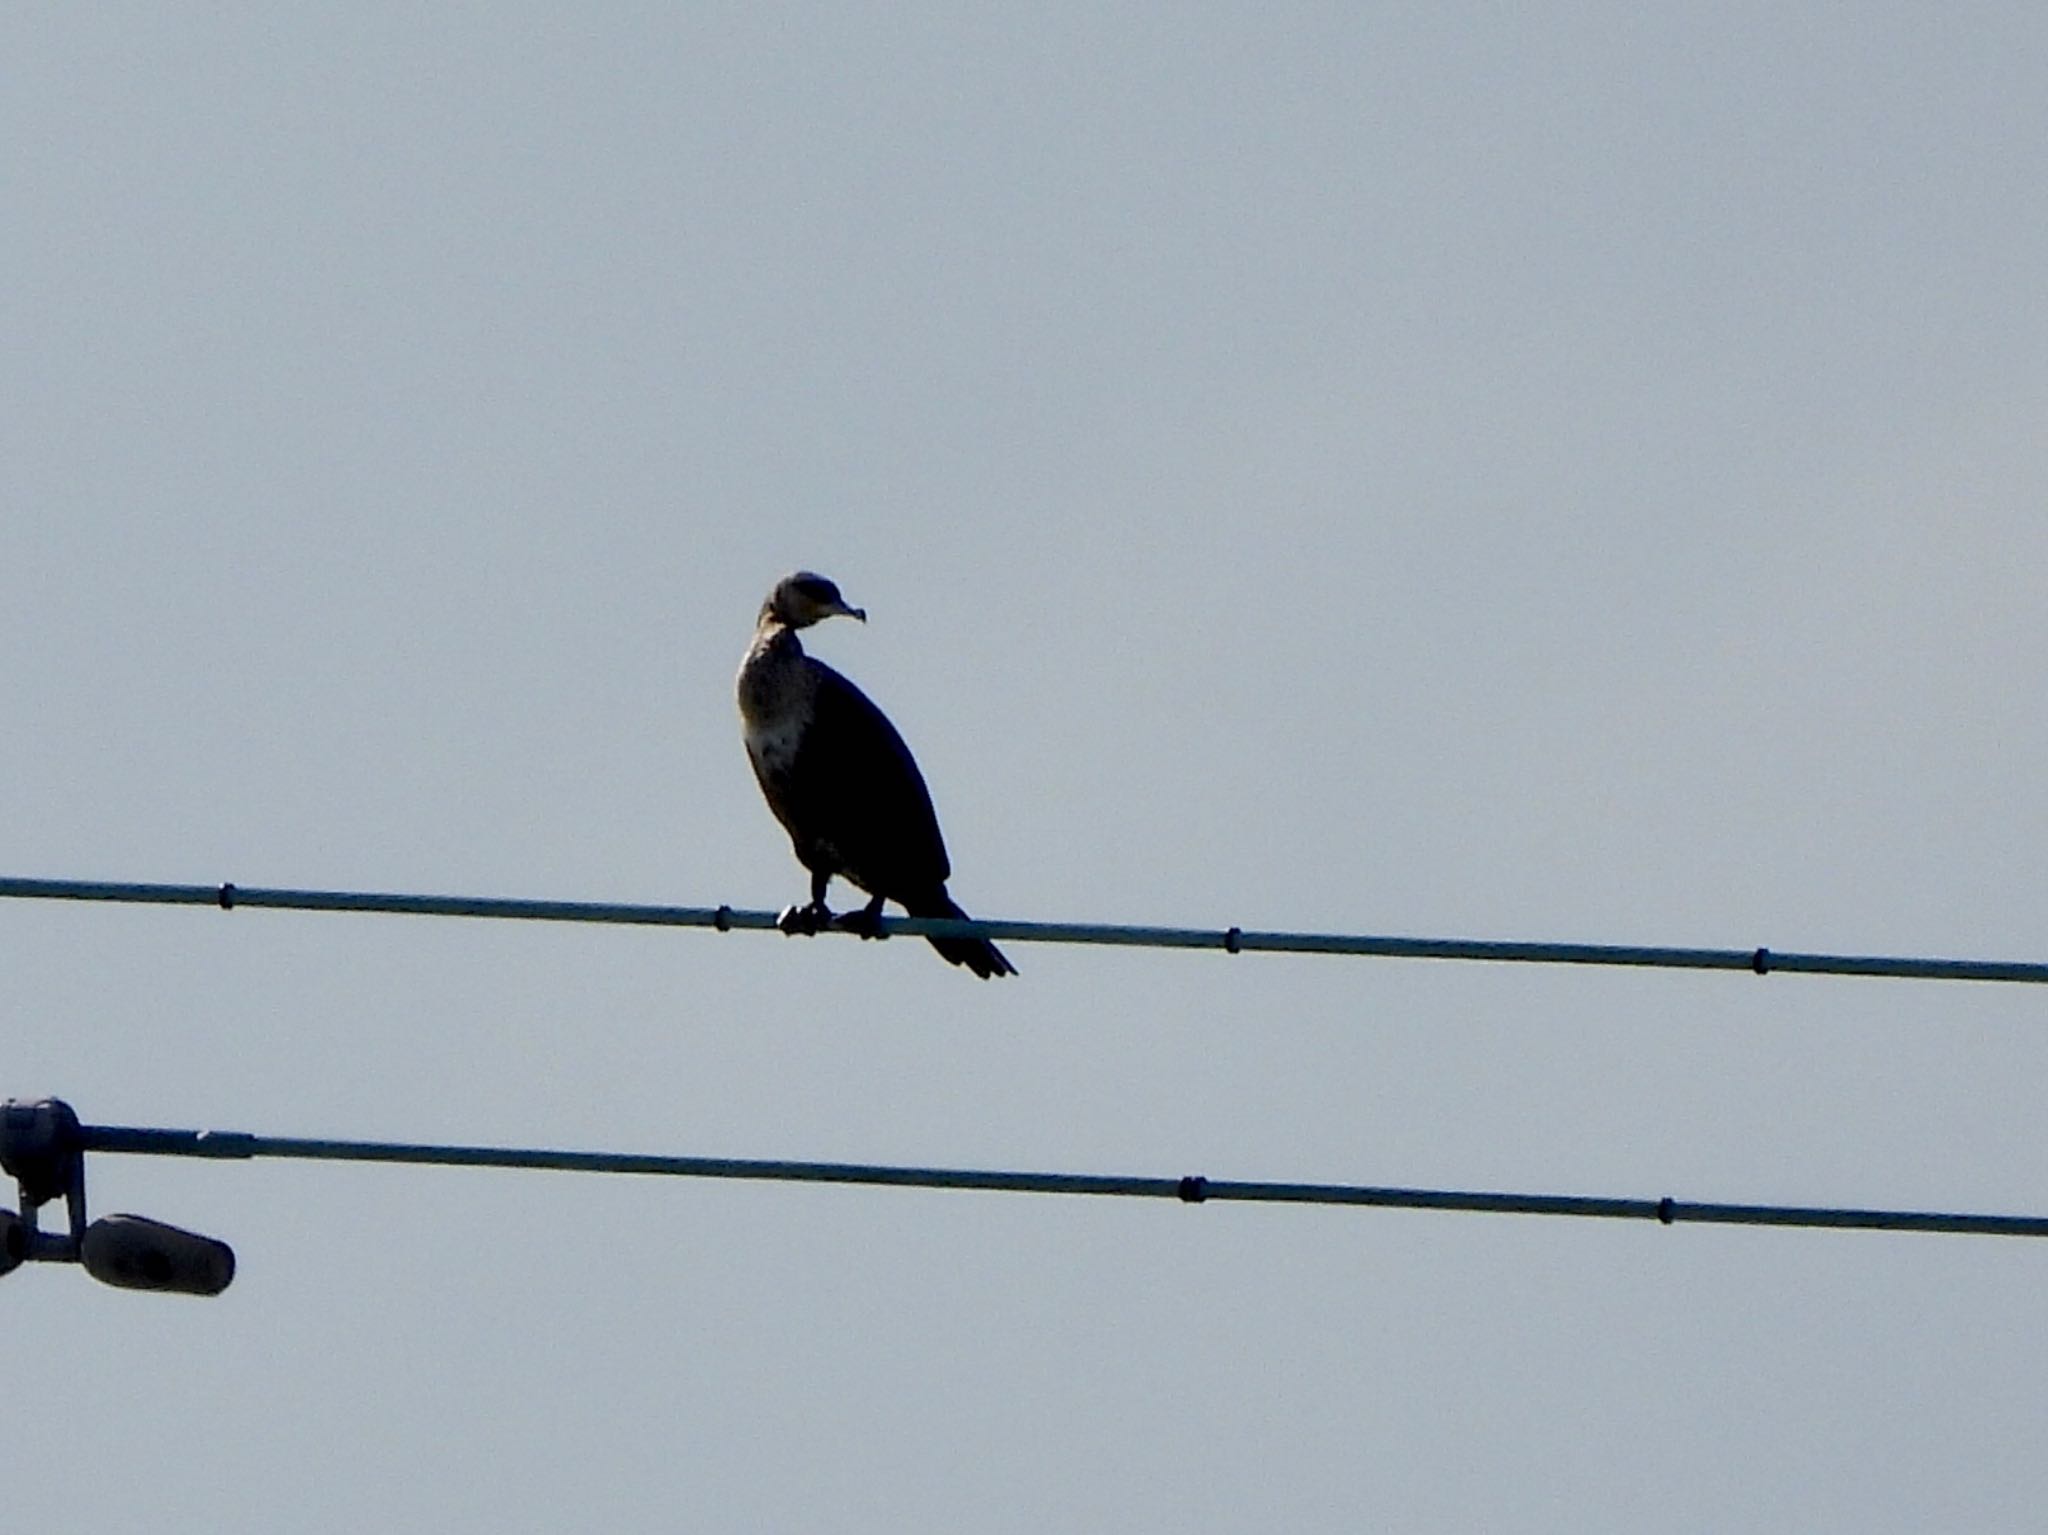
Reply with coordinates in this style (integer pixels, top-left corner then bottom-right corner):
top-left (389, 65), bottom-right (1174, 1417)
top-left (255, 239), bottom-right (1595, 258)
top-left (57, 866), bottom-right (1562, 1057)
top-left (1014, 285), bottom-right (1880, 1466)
top-left (80, 1119), bottom-right (2048, 1240)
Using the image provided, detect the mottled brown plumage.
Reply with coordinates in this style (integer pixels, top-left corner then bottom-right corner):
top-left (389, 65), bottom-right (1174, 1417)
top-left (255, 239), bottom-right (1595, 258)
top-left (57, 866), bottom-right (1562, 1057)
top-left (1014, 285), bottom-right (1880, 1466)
top-left (737, 572), bottom-right (1015, 979)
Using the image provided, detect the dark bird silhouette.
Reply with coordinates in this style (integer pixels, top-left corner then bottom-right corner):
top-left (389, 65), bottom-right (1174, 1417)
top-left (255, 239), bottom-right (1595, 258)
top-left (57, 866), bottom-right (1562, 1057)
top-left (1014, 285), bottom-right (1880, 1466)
top-left (737, 572), bottom-right (1016, 979)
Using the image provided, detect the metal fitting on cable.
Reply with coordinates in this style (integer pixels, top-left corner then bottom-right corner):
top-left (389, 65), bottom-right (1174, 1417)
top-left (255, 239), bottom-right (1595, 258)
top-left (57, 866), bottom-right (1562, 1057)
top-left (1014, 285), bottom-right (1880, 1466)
top-left (0, 1097), bottom-right (233, 1296)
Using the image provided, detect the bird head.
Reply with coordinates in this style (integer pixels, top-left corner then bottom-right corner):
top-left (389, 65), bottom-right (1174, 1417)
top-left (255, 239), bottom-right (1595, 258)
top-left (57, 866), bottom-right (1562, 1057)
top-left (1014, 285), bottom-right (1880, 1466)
top-left (764, 571), bottom-right (867, 629)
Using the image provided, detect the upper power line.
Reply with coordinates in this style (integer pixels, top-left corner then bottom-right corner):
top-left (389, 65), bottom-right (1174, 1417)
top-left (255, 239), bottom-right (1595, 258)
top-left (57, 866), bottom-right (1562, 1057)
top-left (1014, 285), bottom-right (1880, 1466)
top-left (1, 874), bottom-right (2043, 984)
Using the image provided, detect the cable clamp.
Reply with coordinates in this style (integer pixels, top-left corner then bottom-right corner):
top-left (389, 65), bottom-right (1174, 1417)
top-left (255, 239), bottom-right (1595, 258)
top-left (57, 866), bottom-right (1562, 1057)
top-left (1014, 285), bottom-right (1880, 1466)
top-left (0, 1097), bottom-right (234, 1294)
top-left (1177, 1175), bottom-right (1209, 1203)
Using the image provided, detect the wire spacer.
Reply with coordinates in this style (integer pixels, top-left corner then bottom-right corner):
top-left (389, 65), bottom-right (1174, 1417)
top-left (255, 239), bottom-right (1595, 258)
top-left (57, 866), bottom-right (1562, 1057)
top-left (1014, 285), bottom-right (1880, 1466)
top-left (217, 882), bottom-right (237, 910)
top-left (1657, 1196), bottom-right (1676, 1225)
top-left (714, 904), bottom-right (732, 933)
top-left (1223, 926), bottom-right (1242, 954)
top-left (1751, 947), bottom-right (1770, 975)
top-left (1177, 1175), bottom-right (1209, 1203)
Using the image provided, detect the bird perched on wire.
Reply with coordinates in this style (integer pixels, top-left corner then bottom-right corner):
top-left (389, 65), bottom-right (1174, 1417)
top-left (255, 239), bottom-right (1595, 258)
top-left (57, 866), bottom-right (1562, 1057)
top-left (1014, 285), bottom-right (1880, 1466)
top-left (737, 571), bottom-right (1016, 979)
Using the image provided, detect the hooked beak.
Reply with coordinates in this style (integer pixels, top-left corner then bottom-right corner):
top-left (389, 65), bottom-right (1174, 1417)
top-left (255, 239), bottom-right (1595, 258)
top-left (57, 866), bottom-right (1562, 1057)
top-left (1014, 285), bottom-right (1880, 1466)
top-left (838, 602), bottom-right (867, 623)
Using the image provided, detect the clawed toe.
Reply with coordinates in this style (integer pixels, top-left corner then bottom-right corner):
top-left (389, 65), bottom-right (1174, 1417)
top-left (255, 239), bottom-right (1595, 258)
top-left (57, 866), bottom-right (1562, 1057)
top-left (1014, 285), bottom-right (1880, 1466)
top-left (835, 906), bottom-right (888, 941)
top-left (777, 901), bottom-right (832, 936)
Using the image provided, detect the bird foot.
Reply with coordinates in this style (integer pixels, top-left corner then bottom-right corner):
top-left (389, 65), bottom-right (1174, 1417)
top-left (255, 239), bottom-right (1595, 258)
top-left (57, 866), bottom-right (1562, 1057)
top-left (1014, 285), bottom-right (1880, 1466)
top-left (777, 901), bottom-right (833, 936)
top-left (834, 905), bottom-right (888, 941)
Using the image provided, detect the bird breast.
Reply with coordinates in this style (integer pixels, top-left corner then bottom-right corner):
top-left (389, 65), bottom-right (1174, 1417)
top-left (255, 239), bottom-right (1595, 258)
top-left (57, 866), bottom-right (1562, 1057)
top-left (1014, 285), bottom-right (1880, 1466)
top-left (737, 630), bottom-right (813, 777)
top-left (744, 713), bottom-right (805, 776)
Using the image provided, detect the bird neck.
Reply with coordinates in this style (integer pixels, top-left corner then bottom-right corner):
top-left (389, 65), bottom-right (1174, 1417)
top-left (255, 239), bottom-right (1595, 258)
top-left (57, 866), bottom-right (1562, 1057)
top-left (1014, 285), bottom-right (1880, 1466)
top-left (748, 615), bottom-right (804, 664)
top-left (738, 618), bottom-right (812, 725)
top-left (753, 609), bottom-right (798, 646)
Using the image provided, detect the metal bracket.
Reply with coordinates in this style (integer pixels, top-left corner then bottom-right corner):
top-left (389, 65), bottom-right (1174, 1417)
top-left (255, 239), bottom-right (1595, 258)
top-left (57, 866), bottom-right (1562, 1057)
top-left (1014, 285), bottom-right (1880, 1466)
top-left (0, 1097), bottom-right (233, 1294)
top-left (0, 1097), bottom-right (88, 1261)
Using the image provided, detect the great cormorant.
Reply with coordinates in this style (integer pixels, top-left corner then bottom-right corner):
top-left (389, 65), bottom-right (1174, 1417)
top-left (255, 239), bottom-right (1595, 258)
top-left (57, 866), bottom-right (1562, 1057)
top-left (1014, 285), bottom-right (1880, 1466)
top-left (737, 572), bottom-right (1016, 979)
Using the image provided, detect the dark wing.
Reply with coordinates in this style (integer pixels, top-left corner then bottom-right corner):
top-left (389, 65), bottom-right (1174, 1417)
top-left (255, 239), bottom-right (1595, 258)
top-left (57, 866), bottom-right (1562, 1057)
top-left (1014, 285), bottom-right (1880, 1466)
top-left (784, 659), bottom-right (951, 896)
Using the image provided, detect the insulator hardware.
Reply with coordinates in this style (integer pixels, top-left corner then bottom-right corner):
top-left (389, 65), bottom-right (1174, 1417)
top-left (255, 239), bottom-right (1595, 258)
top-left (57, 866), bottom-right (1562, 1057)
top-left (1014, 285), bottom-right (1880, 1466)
top-left (0, 1097), bottom-right (234, 1296)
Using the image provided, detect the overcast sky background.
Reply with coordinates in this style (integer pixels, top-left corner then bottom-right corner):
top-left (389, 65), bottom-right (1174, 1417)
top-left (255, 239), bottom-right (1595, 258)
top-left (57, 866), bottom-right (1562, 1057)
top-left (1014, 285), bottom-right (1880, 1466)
top-left (5, 6), bottom-right (2048, 1530)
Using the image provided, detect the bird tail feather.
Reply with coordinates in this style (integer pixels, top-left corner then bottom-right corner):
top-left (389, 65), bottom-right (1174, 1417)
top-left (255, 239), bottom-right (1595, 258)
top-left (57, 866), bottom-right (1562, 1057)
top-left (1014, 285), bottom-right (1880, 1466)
top-left (906, 891), bottom-right (1016, 979)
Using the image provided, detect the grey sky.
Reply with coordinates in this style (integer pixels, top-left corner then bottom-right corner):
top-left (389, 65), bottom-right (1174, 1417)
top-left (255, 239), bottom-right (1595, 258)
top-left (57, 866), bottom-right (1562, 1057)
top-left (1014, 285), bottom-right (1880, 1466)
top-left (5, 6), bottom-right (2047, 1530)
